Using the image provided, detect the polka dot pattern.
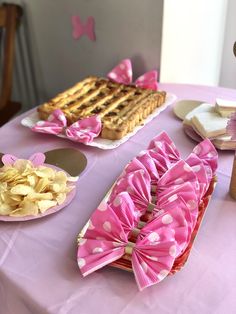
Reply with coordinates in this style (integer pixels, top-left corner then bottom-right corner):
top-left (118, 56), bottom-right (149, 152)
top-left (175, 178), bottom-right (184, 185)
top-left (193, 145), bottom-right (201, 155)
top-left (113, 196), bottom-right (122, 207)
top-left (109, 72), bottom-right (117, 79)
top-left (168, 194), bottom-right (178, 202)
top-left (93, 247), bottom-right (103, 254)
top-left (98, 202), bottom-right (107, 211)
top-left (148, 232), bottom-right (160, 242)
top-left (192, 165), bottom-right (201, 172)
top-left (183, 164), bottom-right (191, 172)
top-left (78, 258), bottom-right (86, 268)
top-left (187, 200), bottom-right (197, 210)
top-left (103, 221), bottom-right (112, 232)
top-left (169, 245), bottom-right (176, 257)
top-left (162, 214), bottom-right (173, 224)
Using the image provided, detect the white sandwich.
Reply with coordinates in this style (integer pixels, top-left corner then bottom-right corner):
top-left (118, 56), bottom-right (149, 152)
top-left (191, 112), bottom-right (228, 138)
top-left (183, 103), bottom-right (214, 126)
top-left (215, 98), bottom-right (236, 117)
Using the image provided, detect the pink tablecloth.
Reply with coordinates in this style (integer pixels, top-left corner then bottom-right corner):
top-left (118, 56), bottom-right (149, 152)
top-left (0, 84), bottom-right (236, 314)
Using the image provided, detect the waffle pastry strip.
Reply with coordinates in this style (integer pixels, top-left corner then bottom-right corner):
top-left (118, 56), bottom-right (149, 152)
top-left (38, 77), bottom-right (166, 140)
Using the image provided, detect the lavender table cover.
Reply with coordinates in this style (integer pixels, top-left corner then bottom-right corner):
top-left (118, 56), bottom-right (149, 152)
top-left (0, 84), bottom-right (236, 314)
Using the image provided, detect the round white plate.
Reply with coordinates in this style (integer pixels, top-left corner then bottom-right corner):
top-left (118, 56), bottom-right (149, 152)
top-left (173, 100), bottom-right (203, 120)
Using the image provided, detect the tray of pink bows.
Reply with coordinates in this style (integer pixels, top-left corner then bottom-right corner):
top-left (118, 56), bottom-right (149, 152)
top-left (77, 131), bottom-right (218, 290)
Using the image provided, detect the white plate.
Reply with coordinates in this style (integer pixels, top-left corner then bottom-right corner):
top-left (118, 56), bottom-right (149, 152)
top-left (183, 124), bottom-right (236, 150)
top-left (21, 93), bottom-right (177, 150)
top-left (173, 100), bottom-right (203, 120)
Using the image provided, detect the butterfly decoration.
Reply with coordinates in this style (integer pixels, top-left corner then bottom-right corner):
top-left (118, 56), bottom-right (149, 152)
top-left (72, 15), bottom-right (96, 41)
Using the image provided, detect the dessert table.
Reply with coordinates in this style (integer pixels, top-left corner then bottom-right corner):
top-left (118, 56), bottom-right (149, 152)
top-left (0, 83), bottom-right (236, 314)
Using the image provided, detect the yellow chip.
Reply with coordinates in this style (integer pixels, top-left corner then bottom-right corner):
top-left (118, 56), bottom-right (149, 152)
top-left (11, 184), bottom-right (34, 195)
top-left (10, 201), bottom-right (38, 217)
top-left (56, 193), bottom-right (66, 205)
top-left (35, 178), bottom-right (49, 193)
top-left (27, 192), bottom-right (53, 200)
top-left (0, 203), bottom-right (12, 215)
top-left (13, 159), bottom-right (33, 174)
top-left (34, 167), bottom-right (55, 179)
top-left (38, 200), bottom-right (57, 213)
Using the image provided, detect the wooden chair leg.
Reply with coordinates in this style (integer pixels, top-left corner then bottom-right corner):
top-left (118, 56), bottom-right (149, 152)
top-left (0, 101), bottom-right (21, 126)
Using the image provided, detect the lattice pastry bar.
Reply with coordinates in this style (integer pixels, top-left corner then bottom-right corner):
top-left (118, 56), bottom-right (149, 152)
top-left (38, 76), bottom-right (166, 140)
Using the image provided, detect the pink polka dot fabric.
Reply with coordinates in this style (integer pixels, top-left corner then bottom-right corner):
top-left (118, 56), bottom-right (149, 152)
top-left (31, 109), bottom-right (102, 144)
top-left (77, 131), bottom-right (218, 290)
top-left (107, 59), bottom-right (158, 91)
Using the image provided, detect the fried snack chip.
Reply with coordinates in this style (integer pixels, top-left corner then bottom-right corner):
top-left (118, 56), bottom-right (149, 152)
top-left (0, 159), bottom-right (77, 217)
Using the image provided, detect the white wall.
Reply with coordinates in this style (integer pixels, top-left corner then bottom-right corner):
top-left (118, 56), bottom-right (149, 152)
top-left (219, 0), bottom-right (236, 88)
top-left (160, 0), bottom-right (228, 86)
top-left (2, 0), bottom-right (163, 110)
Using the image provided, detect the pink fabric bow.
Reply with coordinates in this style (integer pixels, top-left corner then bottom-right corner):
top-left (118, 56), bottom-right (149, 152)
top-left (147, 131), bottom-right (217, 191)
top-left (148, 131), bottom-right (180, 164)
top-left (107, 59), bottom-right (158, 91)
top-left (109, 169), bottom-right (153, 217)
top-left (77, 196), bottom-right (189, 290)
top-left (227, 112), bottom-right (236, 140)
top-left (111, 190), bottom-right (193, 254)
top-left (192, 139), bottom-right (218, 177)
top-left (72, 15), bottom-right (96, 41)
top-left (32, 109), bottom-right (101, 144)
top-left (186, 153), bottom-right (210, 199)
top-left (109, 160), bottom-right (199, 233)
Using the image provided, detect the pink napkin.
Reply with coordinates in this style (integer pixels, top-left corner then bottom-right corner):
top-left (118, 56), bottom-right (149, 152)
top-left (32, 109), bottom-right (102, 144)
top-left (77, 198), bottom-right (189, 290)
top-left (107, 59), bottom-right (158, 91)
top-left (109, 169), bottom-right (153, 217)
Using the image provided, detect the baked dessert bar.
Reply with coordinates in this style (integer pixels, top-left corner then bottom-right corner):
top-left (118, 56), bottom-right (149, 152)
top-left (38, 76), bottom-right (166, 140)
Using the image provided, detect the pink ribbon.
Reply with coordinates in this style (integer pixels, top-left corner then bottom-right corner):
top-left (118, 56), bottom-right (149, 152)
top-left (227, 112), bottom-right (236, 141)
top-left (72, 15), bottom-right (96, 41)
top-left (32, 109), bottom-right (102, 144)
top-left (107, 59), bottom-right (158, 91)
top-left (77, 195), bottom-right (189, 290)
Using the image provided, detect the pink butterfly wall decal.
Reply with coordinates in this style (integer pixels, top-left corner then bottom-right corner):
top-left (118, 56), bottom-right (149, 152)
top-left (72, 15), bottom-right (96, 41)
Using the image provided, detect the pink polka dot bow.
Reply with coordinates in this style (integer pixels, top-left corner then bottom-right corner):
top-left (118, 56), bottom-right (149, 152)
top-left (147, 131), bottom-right (218, 197)
top-left (227, 111), bottom-right (236, 140)
top-left (77, 192), bottom-right (190, 291)
top-left (31, 109), bottom-right (101, 144)
top-left (109, 160), bottom-right (199, 240)
top-left (107, 59), bottom-right (158, 91)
